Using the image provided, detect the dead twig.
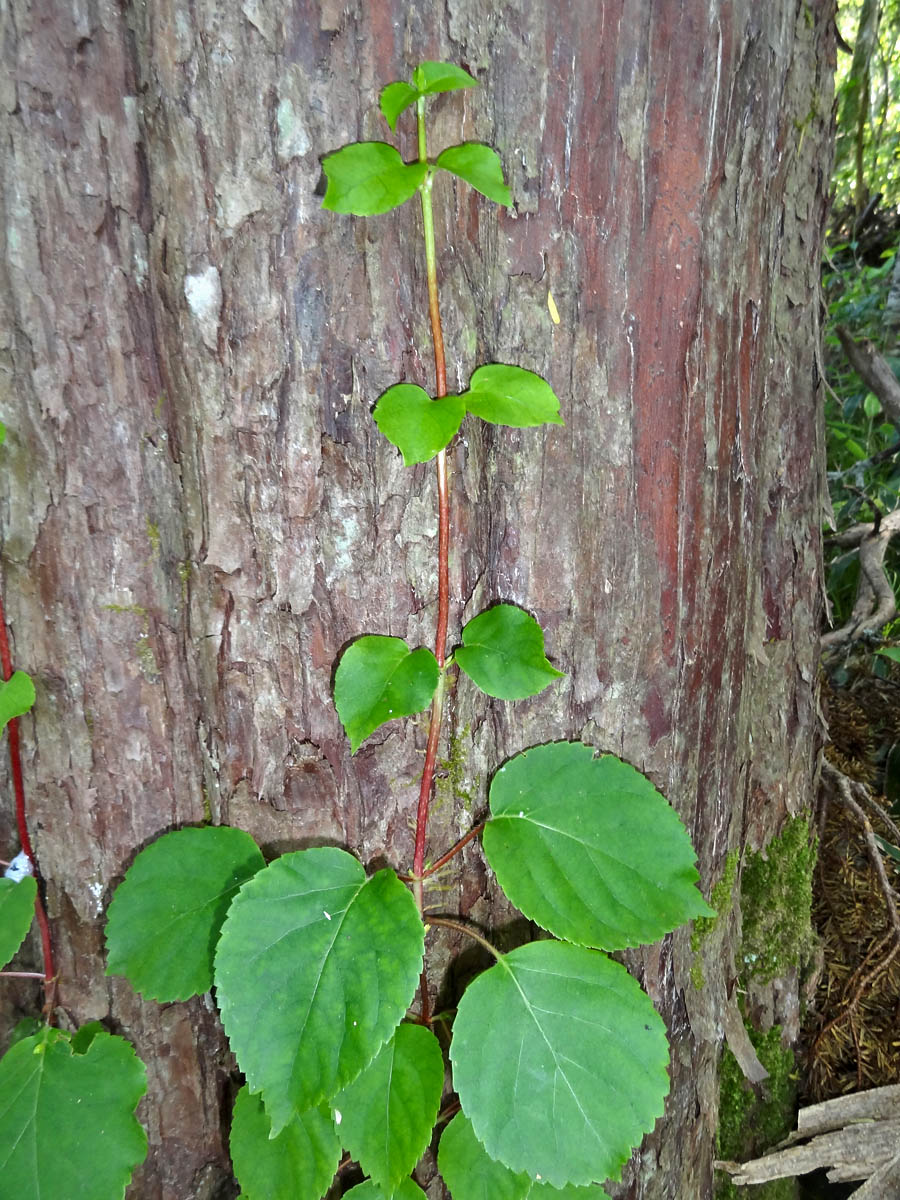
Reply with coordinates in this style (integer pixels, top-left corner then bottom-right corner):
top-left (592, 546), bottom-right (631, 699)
top-left (822, 510), bottom-right (900, 649)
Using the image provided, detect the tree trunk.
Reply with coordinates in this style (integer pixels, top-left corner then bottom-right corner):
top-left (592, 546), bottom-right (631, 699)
top-left (0, 2), bottom-right (833, 1197)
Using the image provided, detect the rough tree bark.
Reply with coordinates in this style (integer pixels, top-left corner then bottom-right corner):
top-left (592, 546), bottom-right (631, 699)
top-left (0, 2), bottom-right (833, 1197)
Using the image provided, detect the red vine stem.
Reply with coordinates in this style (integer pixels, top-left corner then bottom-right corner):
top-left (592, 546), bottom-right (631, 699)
top-left (400, 822), bottom-right (485, 885)
top-left (0, 590), bottom-right (57, 1001)
top-left (411, 96), bottom-right (453, 1024)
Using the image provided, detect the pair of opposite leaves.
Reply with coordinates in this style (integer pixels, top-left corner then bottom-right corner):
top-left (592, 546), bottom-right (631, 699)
top-left (322, 62), bottom-right (561, 468)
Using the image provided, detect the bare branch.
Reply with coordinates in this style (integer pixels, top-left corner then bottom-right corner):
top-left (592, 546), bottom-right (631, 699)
top-left (836, 327), bottom-right (900, 431)
top-left (822, 510), bottom-right (900, 648)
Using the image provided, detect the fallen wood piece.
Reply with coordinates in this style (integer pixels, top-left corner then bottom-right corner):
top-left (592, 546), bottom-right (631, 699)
top-left (715, 1088), bottom-right (900, 1190)
top-left (852, 1147), bottom-right (900, 1198)
top-left (795, 1085), bottom-right (900, 1138)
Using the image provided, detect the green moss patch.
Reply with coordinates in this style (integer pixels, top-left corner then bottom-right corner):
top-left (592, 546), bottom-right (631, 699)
top-left (741, 816), bottom-right (817, 983)
top-left (716, 1023), bottom-right (798, 1200)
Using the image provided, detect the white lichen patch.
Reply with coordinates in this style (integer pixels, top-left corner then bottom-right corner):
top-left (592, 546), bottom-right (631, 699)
top-left (184, 264), bottom-right (222, 351)
top-left (215, 169), bottom-right (271, 235)
top-left (276, 96), bottom-right (311, 161)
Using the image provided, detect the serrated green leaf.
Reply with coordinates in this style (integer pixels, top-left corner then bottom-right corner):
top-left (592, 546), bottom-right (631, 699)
top-left (454, 605), bottom-right (563, 700)
top-left (215, 848), bottom-right (424, 1135)
top-left (334, 635), bottom-right (440, 753)
top-left (0, 876), bottom-right (36, 968)
top-left (230, 1085), bottom-right (340, 1200)
top-left (344, 1179), bottom-right (425, 1200)
top-left (439, 1112), bottom-right (529, 1200)
top-left (381, 81), bottom-right (420, 131)
top-left (105, 826), bottom-right (265, 1001)
top-left (450, 941), bottom-right (669, 1187)
top-left (483, 743), bottom-right (713, 950)
top-left (439, 1112), bottom-right (603, 1199)
top-left (373, 384), bottom-right (466, 465)
top-left (335, 1023), bottom-right (444, 1190)
top-left (0, 1028), bottom-right (147, 1199)
top-left (413, 61), bottom-right (477, 95)
top-left (463, 365), bottom-right (564, 428)
top-left (322, 143), bottom-right (427, 215)
top-left (436, 143), bottom-right (511, 206)
top-left (0, 669), bottom-right (35, 731)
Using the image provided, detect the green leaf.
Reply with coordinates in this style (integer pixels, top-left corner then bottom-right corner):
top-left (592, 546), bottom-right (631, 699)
top-left (373, 384), bottom-right (466, 465)
top-left (876, 647), bottom-right (900, 663)
top-left (0, 669), bottom-right (35, 730)
top-left (450, 941), bottom-right (670, 1187)
top-left (343, 1179), bottom-right (425, 1200)
top-left (439, 1112), bottom-right (602, 1200)
top-left (215, 847), bottom-right (424, 1134)
top-left (863, 390), bottom-right (882, 418)
top-left (322, 143), bottom-right (428, 215)
top-left (0, 876), bottom-right (36, 968)
top-left (413, 61), bottom-right (477, 95)
top-left (334, 1023), bottom-right (444, 1190)
top-left (334, 635), bottom-right (440, 753)
top-left (381, 81), bottom-right (420, 131)
top-left (454, 605), bottom-right (564, 700)
top-left (7, 1017), bottom-right (41, 1048)
top-left (0, 421), bottom-right (5, 444)
top-left (439, 1112), bottom-right (528, 1200)
top-left (483, 743), bottom-right (713, 950)
top-left (230, 1085), bottom-right (340, 1200)
top-left (463, 365), bottom-right (564, 428)
top-left (875, 834), bottom-right (900, 865)
top-left (0, 1028), bottom-right (147, 1199)
top-left (105, 825), bottom-right (265, 1001)
top-left (436, 144), bottom-right (512, 206)
top-left (70, 1021), bottom-right (106, 1054)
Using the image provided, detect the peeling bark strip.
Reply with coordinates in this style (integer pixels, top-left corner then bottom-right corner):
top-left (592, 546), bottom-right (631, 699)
top-left (1, 2), bottom-right (832, 1197)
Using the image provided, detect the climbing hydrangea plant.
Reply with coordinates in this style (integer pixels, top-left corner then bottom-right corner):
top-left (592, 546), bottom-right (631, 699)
top-left (98, 61), bottom-right (714, 1199)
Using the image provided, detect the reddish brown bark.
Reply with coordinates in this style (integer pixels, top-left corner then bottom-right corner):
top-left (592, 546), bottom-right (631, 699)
top-left (1, 2), bottom-right (832, 1196)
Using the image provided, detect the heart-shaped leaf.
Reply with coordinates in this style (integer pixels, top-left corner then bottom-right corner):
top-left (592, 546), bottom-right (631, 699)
top-left (215, 848), bottom-right (423, 1134)
top-left (0, 876), bottom-right (36, 968)
top-left (105, 825), bottom-right (265, 1001)
top-left (334, 636), bottom-right (440, 753)
top-left (373, 384), bottom-right (466, 465)
top-left (0, 1028), bottom-right (147, 1200)
top-left (322, 143), bottom-right (428, 215)
top-left (439, 1112), bottom-right (603, 1199)
top-left (381, 81), bottom-right (420, 131)
top-left (413, 61), bottom-right (477, 95)
top-left (230, 1085), bottom-right (340, 1200)
top-left (454, 604), bottom-right (564, 700)
top-left (483, 742), bottom-right (713, 950)
top-left (335, 1023), bottom-right (444, 1191)
top-left (463, 365), bottom-right (564, 427)
top-left (450, 940), bottom-right (669, 1188)
top-left (0, 670), bottom-right (35, 731)
top-left (436, 144), bottom-right (511, 206)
